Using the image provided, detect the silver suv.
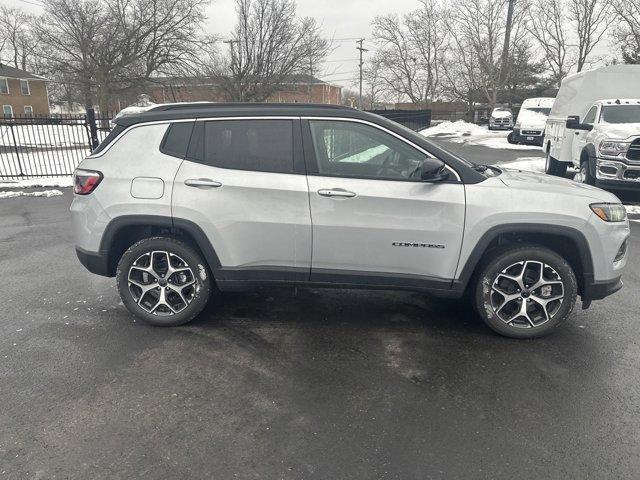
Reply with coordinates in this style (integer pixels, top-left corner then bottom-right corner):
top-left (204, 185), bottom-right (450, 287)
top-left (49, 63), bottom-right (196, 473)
top-left (71, 103), bottom-right (630, 338)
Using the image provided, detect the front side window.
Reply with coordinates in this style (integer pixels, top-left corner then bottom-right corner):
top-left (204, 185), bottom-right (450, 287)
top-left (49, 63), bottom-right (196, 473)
top-left (0, 78), bottom-right (8, 94)
top-left (20, 80), bottom-right (30, 95)
top-left (202, 119), bottom-right (293, 174)
top-left (583, 106), bottom-right (598, 124)
top-left (3, 105), bottom-right (13, 118)
top-left (308, 120), bottom-right (427, 180)
top-left (600, 105), bottom-right (640, 124)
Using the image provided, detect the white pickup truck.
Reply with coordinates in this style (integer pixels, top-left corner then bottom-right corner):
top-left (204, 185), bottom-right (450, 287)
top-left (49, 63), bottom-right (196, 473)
top-left (544, 65), bottom-right (640, 192)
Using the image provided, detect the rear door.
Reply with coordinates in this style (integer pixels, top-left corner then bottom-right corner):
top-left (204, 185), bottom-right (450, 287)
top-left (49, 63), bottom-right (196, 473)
top-left (302, 118), bottom-right (465, 288)
top-left (172, 117), bottom-right (312, 284)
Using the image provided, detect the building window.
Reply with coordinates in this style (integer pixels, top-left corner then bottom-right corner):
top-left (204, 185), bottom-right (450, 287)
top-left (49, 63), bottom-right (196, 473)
top-left (0, 78), bottom-right (8, 94)
top-left (20, 79), bottom-right (30, 95)
top-left (3, 105), bottom-right (13, 118)
top-left (24, 105), bottom-right (33, 117)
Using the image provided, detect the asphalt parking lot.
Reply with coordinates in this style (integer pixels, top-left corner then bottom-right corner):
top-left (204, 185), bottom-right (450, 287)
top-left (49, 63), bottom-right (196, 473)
top-left (1, 141), bottom-right (639, 479)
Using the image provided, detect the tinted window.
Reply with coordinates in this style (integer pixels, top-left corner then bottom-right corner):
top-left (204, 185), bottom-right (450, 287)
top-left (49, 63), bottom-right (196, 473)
top-left (308, 120), bottom-right (427, 180)
top-left (583, 106), bottom-right (598, 124)
top-left (161, 121), bottom-right (194, 158)
top-left (202, 120), bottom-right (293, 173)
top-left (92, 124), bottom-right (125, 154)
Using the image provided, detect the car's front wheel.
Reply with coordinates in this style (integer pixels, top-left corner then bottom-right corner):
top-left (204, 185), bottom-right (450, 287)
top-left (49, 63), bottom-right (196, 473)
top-left (116, 237), bottom-right (211, 326)
top-left (474, 245), bottom-right (577, 338)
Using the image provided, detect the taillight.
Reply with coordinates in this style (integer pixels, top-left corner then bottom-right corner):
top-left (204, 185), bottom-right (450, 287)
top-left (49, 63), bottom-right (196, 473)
top-left (73, 169), bottom-right (103, 195)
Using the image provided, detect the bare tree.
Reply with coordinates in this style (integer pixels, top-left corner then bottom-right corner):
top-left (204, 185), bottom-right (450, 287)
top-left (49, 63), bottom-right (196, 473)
top-left (446, 0), bottom-right (528, 106)
top-left (217, 0), bottom-right (329, 102)
top-left (372, 0), bottom-right (448, 105)
top-left (568, 0), bottom-right (615, 71)
top-left (36, 0), bottom-right (213, 112)
top-left (362, 56), bottom-right (388, 109)
top-left (526, 0), bottom-right (573, 86)
top-left (612, 0), bottom-right (640, 63)
top-left (0, 6), bottom-right (38, 70)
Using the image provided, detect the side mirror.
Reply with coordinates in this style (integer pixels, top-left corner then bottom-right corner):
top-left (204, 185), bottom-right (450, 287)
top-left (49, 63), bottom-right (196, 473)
top-left (566, 115), bottom-right (593, 131)
top-left (420, 158), bottom-right (450, 182)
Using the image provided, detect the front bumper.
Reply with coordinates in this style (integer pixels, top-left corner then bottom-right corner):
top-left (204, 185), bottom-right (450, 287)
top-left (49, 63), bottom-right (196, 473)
top-left (582, 275), bottom-right (623, 303)
top-left (595, 158), bottom-right (640, 190)
top-left (512, 128), bottom-right (544, 145)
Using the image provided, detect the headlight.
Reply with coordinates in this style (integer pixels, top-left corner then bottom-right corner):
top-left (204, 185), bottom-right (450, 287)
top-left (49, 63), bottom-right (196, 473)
top-left (590, 203), bottom-right (627, 222)
top-left (599, 140), bottom-right (630, 157)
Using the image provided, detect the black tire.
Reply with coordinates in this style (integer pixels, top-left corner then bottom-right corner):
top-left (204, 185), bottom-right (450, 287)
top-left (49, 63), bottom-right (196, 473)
top-left (578, 157), bottom-right (596, 186)
top-left (507, 131), bottom-right (517, 144)
top-left (545, 148), bottom-right (567, 177)
top-left (473, 245), bottom-right (577, 339)
top-left (116, 236), bottom-right (212, 326)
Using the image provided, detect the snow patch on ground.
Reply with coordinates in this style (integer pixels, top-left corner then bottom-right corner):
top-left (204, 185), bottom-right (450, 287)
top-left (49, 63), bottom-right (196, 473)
top-left (0, 189), bottom-right (64, 199)
top-left (421, 120), bottom-right (540, 150)
top-left (626, 204), bottom-right (640, 215)
top-left (0, 176), bottom-right (73, 188)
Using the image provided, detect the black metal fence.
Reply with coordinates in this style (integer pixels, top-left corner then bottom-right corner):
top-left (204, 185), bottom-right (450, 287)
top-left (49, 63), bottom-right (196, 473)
top-left (366, 109), bottom-right (432, 131)
top-left (0, 109), bottom-right (113, 179)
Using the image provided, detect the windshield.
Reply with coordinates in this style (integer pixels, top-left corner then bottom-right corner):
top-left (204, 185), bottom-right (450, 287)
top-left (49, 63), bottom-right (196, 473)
top-left (600, 105), bottom-right (640, 124)
top-left (522, 107), bottom-right (551, 116)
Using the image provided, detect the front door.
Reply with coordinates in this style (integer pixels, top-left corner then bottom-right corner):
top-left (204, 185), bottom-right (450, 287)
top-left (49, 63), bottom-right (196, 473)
top-left (172, 118), bottom-right (312, 284)
top-left (303, 119), bottom-right (465, 288)
top-left (572, 105), bottom-right (598, 163)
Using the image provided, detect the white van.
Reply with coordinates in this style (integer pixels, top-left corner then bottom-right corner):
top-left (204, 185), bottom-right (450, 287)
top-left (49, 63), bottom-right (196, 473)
top-left (509, 97), bottom-right (554, 146)
top-left (544, 65), bottom-right (640, 192)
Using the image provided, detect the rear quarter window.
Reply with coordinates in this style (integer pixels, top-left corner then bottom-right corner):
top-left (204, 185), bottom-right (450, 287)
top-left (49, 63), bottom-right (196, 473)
top-left (160, 121), bottom-right (195, 159)
top-left (92, 124), bottom-right (125, 155)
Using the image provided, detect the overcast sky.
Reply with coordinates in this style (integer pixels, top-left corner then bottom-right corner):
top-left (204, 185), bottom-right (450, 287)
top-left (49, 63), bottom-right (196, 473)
top-left (7, 0), bottom-right (419, 89)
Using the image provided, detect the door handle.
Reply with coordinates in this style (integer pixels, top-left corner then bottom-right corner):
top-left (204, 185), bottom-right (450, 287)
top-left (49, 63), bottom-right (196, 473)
top-left (184, 178), bottom-right (222, 188)
top-left (317, 188), bottom-right (356, 198)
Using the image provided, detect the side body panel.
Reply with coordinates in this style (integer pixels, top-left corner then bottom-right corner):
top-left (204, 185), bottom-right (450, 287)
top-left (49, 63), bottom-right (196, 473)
top-left (305, 176), bottom-right (466, 281)
top-left (70, 123), bottom-right (182, 253)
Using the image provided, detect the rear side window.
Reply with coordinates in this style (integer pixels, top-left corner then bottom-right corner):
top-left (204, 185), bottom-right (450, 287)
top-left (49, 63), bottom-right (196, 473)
top-left (199, 119), bottom-right (294, 173)
top-left (160, 121), bottom-right (194, 158)
top-left (92, 124), bottom-right (125, 154)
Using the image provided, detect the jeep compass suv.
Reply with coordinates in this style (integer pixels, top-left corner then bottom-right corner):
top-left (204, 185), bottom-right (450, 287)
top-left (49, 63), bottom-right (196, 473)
top-left (71, 103), bottom-right (630, 338)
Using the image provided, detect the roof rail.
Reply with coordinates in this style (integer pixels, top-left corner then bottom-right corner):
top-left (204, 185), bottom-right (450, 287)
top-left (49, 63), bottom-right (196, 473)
top-left (148, 102), bottom-right (353, 112)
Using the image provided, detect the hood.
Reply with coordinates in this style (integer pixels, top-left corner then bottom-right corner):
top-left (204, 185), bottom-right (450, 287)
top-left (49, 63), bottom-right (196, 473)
top-left (597, 123), bottom-right (640, 140)
top-left (498, 167), bottom-right (620, 202)
top-left (491, 110), bottom-right (512, 119)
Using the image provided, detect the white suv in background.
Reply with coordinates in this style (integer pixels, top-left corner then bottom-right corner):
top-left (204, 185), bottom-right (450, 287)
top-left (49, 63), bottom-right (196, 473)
top-left (71, 103), bottom-right (629, 338)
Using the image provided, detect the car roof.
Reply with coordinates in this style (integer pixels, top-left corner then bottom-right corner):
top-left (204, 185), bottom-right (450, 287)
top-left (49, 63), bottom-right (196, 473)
top-left (593, 99), bottom-right (640, 106)
top-left (113, 102), bottom-right (361, 127)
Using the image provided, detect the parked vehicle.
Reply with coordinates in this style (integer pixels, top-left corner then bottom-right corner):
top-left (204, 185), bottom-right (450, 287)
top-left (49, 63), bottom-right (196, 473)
top-left (508, 97), bottom-right (554, 146)
top-left (488, 107), bottom-right (514, 130)
top-left (544, 65), bottom-right (640, 192)
top-left (71, 103), bottom-right (629, 338)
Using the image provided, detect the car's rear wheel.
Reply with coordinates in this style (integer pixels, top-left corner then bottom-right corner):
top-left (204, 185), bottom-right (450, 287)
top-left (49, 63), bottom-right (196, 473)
top-left (545, 148), bottom-right (567, 177)
top-left (474, 245), bottom-right (577, 338)
top-left (116, 237), bottom-right (211, 326)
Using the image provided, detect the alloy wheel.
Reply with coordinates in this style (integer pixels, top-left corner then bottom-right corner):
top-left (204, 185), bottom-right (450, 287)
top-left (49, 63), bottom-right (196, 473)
top-left (490, 260), bottom-right (565, 328)
top-left (127, 250), bottom-right (198, 316)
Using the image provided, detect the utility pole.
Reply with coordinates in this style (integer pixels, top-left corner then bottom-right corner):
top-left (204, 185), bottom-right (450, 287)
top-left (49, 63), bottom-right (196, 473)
top-left (356, 38), bottom-right (368, 110)
top-left (499, 0), bottom-right (515, 87)
top-left (224, 39), bottom-right (240, 100)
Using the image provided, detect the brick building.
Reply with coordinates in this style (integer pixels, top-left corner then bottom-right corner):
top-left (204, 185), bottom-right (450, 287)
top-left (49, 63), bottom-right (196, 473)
top-left (111, 75), bottom-right (341, 112)
top-left (0, 64), bottom-right (50, 117)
